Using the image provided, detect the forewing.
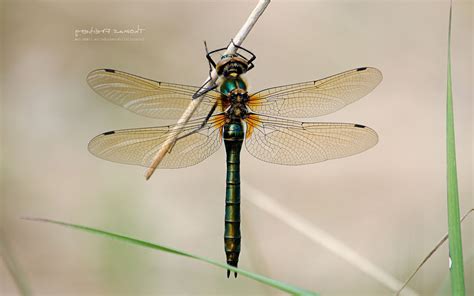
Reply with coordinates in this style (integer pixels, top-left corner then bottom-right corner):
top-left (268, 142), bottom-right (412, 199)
top-left (88, 115), bottom-right (225, 169)
top-left (245, 114), bottom-right (378, 165)
top-left (87, 69), bottom-right (219, 119)
top-left (248, 67), bottom-right (382, 118)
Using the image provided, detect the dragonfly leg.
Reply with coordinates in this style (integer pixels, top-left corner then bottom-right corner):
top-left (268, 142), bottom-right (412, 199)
top-left (204, 40), bottom-right (217, 72)
top-left (228, 40), bottom-right (257, 71)
top-left (192, 79), bottom-right (218, 100)
top-left (190, 41), bottom-right (220, 100)
top-left (168, 102), bottom-right (218, 153)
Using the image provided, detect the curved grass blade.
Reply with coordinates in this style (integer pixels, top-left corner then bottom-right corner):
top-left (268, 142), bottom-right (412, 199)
top-left (395, 209), bottom-right (473, 295)
top-left (445, 2), bottom-right (466, 295)
top-left (24, 217), bottom-right (318, 296)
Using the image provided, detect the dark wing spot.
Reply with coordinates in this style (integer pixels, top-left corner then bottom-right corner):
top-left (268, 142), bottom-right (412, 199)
top-left (354, 124), bottom-right (366, 128)
top-left (104, 69), bottom-right (116, 73)
top-left (356, 67), bottom-right (367, 72)
top-left (103, 131), bottom-right (115, 135)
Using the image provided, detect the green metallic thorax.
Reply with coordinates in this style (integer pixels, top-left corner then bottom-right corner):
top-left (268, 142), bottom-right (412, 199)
top-left (220, 76), bottom-right (247, 96)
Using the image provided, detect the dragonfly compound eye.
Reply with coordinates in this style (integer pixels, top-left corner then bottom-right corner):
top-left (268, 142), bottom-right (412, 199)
top-left (216, 56), bottom-right (249, 78)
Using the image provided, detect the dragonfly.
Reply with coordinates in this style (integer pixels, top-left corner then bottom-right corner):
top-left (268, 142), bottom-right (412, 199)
top-left (87, 45), bottom-right (382, 277)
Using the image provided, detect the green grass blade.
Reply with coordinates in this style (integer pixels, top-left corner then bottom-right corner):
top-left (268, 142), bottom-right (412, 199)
top-left (0, 235), bottom-right (32, 296)
top-left (445, 2), bottom-right (466, 295)
top-left (395, 209), bottom-right (473, 295)
top-left (24, 217), bottom-right (318, 296)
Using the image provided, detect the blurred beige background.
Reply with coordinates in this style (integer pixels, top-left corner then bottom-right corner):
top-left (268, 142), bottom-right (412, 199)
top-left (1, 0), bottom-right (472, 295)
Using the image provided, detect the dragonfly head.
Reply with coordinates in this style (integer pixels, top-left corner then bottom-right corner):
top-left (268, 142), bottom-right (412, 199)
top-left (216, 54), bottom-right (250, 78)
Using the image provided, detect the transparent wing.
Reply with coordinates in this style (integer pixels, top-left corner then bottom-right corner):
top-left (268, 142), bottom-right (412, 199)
top-left (245, 114), bottom-right (378, 165)
top-left (87, 69), bottom-right (219, 119)
top-left (88, 115), bottom-right (225, 169)
top-left (248, 67), bottom-right (382, 118)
